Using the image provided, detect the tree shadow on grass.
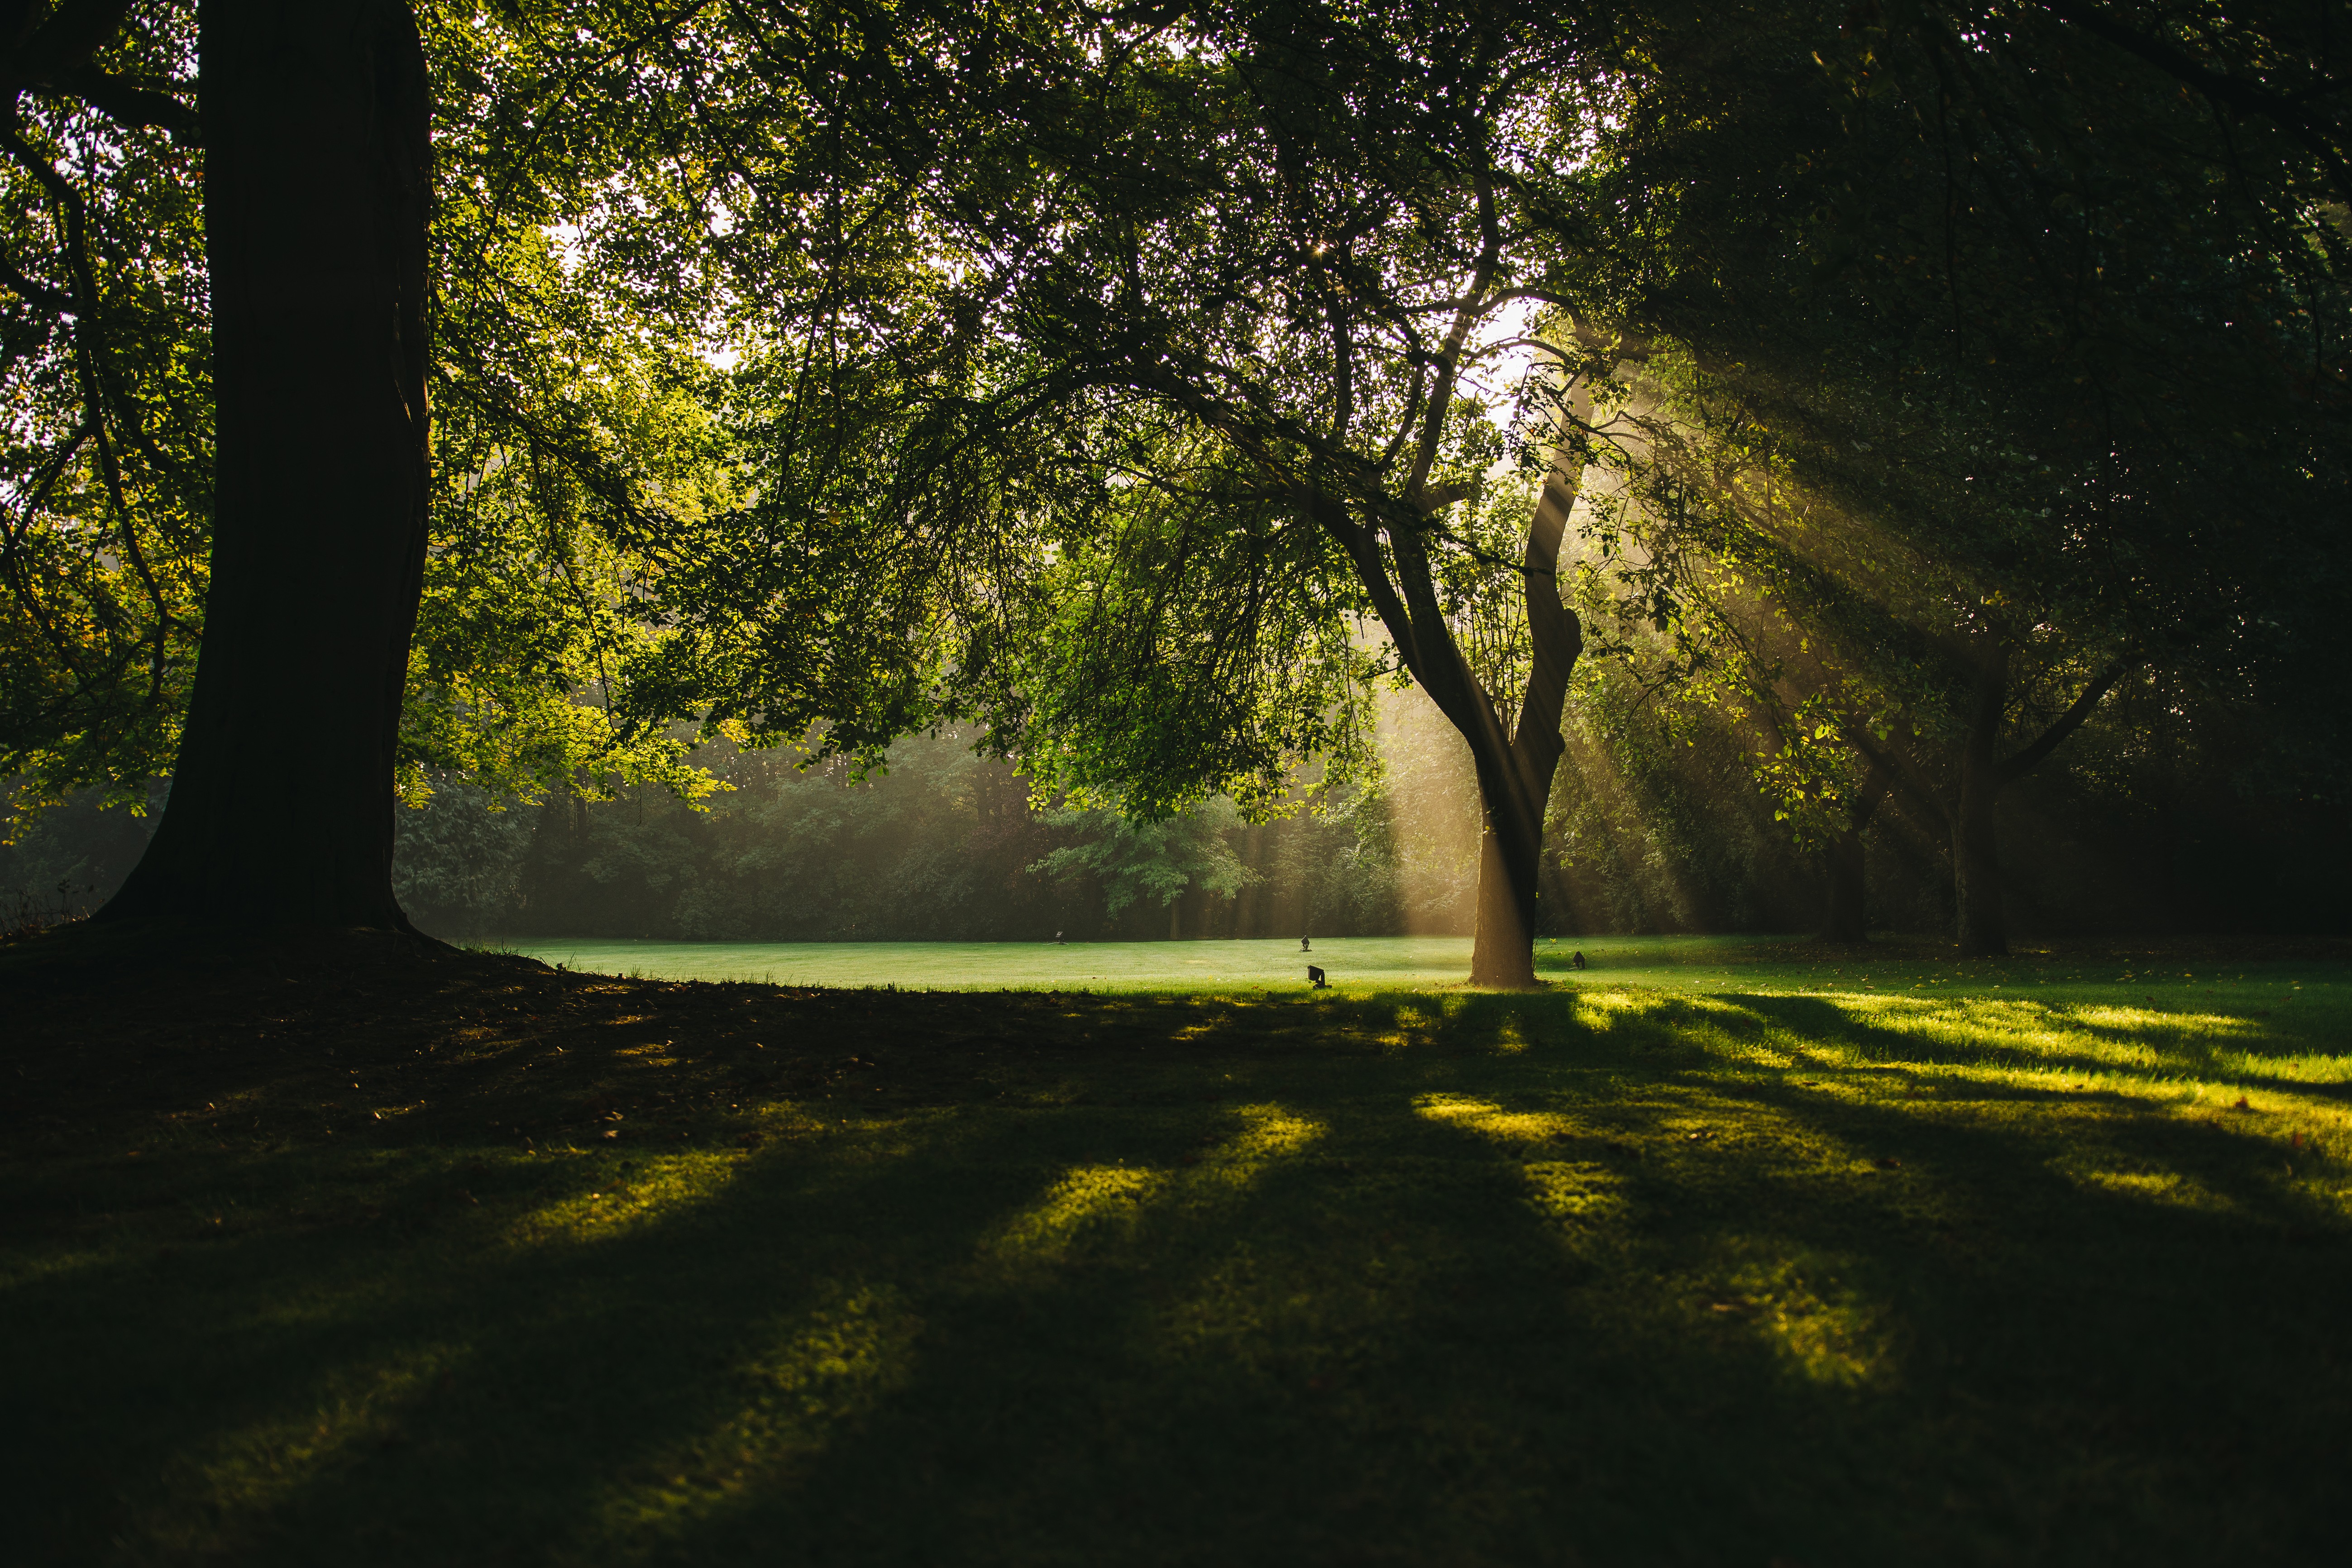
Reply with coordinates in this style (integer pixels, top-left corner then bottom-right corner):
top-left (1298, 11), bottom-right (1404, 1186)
top-left (623, 1024), bottom-right (2348, 1567)
top-left (1690, 992), bottom-right (2352, 1103)
top-left (9, 987), bottom-right (2349, 1567)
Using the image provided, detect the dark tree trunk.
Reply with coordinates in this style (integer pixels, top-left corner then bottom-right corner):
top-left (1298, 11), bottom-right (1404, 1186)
top-left (1468, 741), bottom-right (1556, 987)
top-left (1820, 826), bottom-right (1868, 943)
top-left (101, 1), bottom-right (431, 931)
top-left (1819, 759), bottom-right (1890, 943)
top-left (1313, 343), bottom-right (1594, 988)
top-left (1953, 647), bottom-right (2009, 957)
top-left (1839, 660), bottom-right (2125, 958)
top-left (1953, 778), bottom-right (2005, 956)
top-left (1464, 433), bottom-right (1584, 987)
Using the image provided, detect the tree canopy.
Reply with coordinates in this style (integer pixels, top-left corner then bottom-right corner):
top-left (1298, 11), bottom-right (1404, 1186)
top-left (1, 0), bottom-right (2344, 956)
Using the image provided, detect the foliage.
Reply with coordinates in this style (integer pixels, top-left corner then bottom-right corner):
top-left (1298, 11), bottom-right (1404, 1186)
top-left (684, 3), bottom-right (1626, 831)
top-left (1031, 798), bottom-right (1257, 919)
top-left (0, 0), bottom-right (207, 814)
top-left (1544, 2), bottom-right (2352, 788)
top-left (7, 0), bottom-right (2349, 943)
top-left (1, 0), bottom-right (974, 830)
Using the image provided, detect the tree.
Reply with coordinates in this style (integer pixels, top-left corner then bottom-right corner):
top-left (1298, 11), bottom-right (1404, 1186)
top-left (4, 2), bottom-right (930, 931)
top-left (12, 0), bottom-right (2345, 958)
top-left (1526, 2), bottom-right (2352, 954)
top-left (95, 0), bottom-right (433, 927)
top-left (1032, 801), bottom-right (1256, 938)
top-left (725, 4), bottom-right (1620, 985)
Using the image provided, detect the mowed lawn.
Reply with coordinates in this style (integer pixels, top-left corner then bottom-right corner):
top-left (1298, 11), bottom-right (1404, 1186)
top-left (506, 930), bottom-right (2246, 995)
top-left (3, 934), bottom-right (2347, 1565)
top-left (508, 933), bottom-right (1673, 990)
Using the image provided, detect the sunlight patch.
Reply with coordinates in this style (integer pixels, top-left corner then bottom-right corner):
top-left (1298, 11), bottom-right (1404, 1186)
top-left (1217, 1102), bottom-right (1327, 1163)
top-left (2049, 1151), bottom-right (2238, 1214)
top-left (1172, 1103), bottom-right (1329, 1200)
top-left (1374, 1004), bottom-right (1435, 1052)
top-left (1571, 989), bottom-right (1648, 1031)
top-left (504, 1152), bottom-right (740, 1249)
top-left (1756, 1279), bottom-right (1897, 1389)
top-left (983, 1163), bottom-right (1163, 1273)
top-left (593, 1281), bottom-right (921, 1546)
top-left (1415, 1093), bottom-right (1578, 1145)
top-left (980, 1106), bottom-right (1325, 1281)
top-left (1697, 1255), bottom-right (1901, 1391)
top-left (1520, 1162), bottom-right (1633, 1226)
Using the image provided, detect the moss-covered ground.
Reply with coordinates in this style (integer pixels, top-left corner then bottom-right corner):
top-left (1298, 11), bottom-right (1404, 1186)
top-left (4, 932), bottom-right (2347, 1565)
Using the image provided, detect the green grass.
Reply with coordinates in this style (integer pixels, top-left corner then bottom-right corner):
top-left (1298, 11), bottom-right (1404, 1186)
top-left (509, 932), bottom-right (1536, 989)
top-left (507, 930), bottom-right (2349, 1001)
top-left (5, 937), bottom-right (2348, 1564)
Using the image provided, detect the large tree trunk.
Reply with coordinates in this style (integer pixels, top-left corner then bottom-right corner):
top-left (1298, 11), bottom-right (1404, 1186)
top-left (1953, 647), bottom-right (2008, 957)
top-left (1466, 423), bottom-right (1585, 987)
top-left (1953, 778), bottom-right (2005, 956)
top-left (101, 1), bottom-right (431, 932)
top-left (1468, 737), bottom-right (1557, 987)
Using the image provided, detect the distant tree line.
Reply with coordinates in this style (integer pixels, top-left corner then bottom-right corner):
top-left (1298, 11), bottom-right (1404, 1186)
top-left (10, 670), bottom-right (2338, 942)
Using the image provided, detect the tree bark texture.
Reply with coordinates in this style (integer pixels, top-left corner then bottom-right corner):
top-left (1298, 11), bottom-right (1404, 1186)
top-left (102, 0), bottom-right (431, 930)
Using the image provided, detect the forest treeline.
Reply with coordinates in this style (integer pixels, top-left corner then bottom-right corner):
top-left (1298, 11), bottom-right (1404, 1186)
top-left (10, 663), bottom-right (2336, 943)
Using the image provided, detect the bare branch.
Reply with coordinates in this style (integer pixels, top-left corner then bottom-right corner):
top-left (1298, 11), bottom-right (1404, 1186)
top-left (0, 240), bottom-right (69, 311)
top-left (38, 68), bottom-right (199, 144)
top-left (1995, 660), bottom-right (2128, 785)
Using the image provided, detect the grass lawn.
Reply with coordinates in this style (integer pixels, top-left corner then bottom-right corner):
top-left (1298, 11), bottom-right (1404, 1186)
top-left (502, 934), bottom-right (1740, 990)
top-left (4, 931), bottom-right (2347, 1564)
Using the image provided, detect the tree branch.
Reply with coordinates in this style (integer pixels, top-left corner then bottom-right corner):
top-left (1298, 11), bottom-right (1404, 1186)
top-left (41, 67), bottom-right (200, 144)
top-left (1995, 660), bottom-right (2128, 785)
top-left (0, 239), bottom-right (70, 311)
top-left (1510, 364), bottom-right (1587, 759)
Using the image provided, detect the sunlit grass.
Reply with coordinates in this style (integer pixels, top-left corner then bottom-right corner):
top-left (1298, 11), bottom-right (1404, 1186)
top-left (6, 940), bottom-right (2347, 1563)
